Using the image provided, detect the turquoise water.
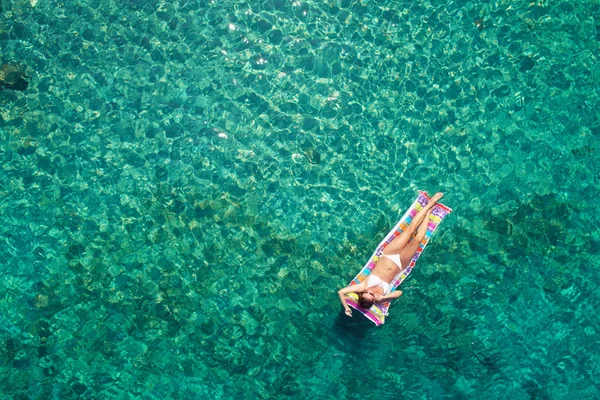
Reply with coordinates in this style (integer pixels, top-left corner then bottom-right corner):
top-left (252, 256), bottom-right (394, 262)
top-left (1, 0), bottom-right (599, 397)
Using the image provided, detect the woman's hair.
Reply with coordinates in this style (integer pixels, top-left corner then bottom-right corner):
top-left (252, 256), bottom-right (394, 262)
top-left (357, 292), bottom-right (374, 309)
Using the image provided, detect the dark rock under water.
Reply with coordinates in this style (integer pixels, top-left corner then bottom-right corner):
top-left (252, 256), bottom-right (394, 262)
top-left (0, 63), bottom-right (29, 91)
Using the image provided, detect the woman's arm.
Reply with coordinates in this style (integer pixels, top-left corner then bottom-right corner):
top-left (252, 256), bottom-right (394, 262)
top-left (338, 282), bottom-right (365, 317)
top-left (380, 290), bottom-right (403, 301)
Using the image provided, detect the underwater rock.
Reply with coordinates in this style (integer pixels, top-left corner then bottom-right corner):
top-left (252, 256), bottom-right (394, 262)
top-left (0, 63), bottom-right (29, 91)
top-left (34, 294), bottom-right (49, 308)
top-left (303, 148), bottom-right (321, 164)
top-left (519, 57), bottom-right (535, 72)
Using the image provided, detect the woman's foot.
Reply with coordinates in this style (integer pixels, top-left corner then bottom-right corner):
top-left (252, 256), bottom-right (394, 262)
top-left (423, 192), bottom-right (443, 213)
top-left (431, 192), bottom-right (444, 203)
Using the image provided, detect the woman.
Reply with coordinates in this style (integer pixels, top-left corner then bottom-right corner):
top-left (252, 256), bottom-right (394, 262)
top-left (338, 192), bottom-right (444, 317)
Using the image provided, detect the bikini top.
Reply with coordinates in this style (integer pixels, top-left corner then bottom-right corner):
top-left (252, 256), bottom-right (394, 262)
top-left (367, 274), bottom-right (391, 295)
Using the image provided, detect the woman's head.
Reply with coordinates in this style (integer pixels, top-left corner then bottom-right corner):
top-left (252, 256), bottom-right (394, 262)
top-left (357, 291), bottom-right (375, 309)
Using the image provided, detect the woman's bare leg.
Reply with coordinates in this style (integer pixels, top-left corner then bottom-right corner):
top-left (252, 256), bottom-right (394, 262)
top-left (400, 209), bottom-right (431, 266)
top-left (383, 192), bottom-right (443, 255)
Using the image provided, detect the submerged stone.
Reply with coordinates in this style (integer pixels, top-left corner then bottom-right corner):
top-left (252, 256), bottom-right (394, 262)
top-left (0, 63), bottom-right (29, 91)
top-left (519, 57), bottom-right (535, 72)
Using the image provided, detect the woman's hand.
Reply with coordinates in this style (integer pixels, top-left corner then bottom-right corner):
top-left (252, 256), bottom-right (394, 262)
top-left (374, 293), bottom-right (383, 301)
top-left (339, 283), bottom-right (366, 317)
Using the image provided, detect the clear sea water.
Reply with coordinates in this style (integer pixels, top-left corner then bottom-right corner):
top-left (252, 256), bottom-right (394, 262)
top-left (1, 0), bottom-right (599, 398)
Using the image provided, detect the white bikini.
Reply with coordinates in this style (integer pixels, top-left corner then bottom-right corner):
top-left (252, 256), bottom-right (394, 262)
top-left (367, 254), bottom-right (403, 295)
top-left (367, 274), bottom-right (391, 295)
top-left (383, 253), bottom-right (403, 269)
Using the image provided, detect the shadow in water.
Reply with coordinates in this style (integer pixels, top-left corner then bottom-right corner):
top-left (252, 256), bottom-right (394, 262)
top-left (332, 309), bottom-right (375, 340)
